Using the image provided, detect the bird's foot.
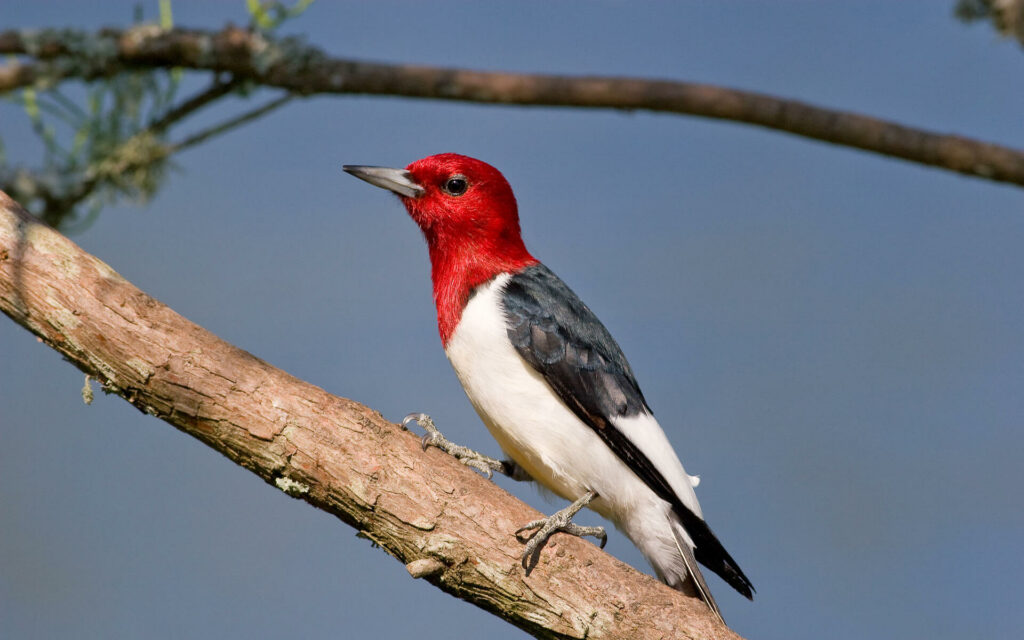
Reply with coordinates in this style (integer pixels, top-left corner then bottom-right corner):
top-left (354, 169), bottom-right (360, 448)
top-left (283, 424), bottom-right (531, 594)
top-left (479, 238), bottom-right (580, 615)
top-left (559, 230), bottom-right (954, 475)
top-left (515, 490), bottom-right (607, 575)
top-left (402, 412), bottom-right (508, 479)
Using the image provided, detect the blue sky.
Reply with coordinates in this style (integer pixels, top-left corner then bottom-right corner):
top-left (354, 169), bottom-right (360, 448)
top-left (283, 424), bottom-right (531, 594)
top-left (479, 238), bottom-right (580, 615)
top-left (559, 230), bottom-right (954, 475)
top-left (2, 2), bottom-right (1023, 639)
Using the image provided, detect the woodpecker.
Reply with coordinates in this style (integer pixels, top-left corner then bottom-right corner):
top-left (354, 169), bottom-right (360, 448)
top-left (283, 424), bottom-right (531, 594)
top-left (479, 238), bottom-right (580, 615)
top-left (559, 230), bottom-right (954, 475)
top-left (344, 154), bottom-right (753, 616)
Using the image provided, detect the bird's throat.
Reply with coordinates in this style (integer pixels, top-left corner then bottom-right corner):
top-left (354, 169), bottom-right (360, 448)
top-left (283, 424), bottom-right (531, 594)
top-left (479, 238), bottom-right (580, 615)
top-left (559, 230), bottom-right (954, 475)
top-left (427, 236), bottom-right (536, 346)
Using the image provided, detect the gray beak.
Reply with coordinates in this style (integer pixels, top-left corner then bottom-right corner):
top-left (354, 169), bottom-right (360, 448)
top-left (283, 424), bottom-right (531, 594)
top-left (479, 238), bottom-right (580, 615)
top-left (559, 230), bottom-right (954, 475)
top-left (343, 165), bottom-right (424, 198)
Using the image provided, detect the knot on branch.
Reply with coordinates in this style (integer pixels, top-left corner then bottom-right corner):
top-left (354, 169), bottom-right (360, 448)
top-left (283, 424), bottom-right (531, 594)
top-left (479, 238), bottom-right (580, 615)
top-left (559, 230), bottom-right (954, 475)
top-left (405, 558), bottom-right (446, 579)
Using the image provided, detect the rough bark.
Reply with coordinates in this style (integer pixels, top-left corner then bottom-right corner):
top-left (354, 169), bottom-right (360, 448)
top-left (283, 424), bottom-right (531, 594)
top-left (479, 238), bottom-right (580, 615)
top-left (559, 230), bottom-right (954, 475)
top-left (1, 25), bottom-right (1023, 189)
top-left (0, 192), bottom-right (746, 639)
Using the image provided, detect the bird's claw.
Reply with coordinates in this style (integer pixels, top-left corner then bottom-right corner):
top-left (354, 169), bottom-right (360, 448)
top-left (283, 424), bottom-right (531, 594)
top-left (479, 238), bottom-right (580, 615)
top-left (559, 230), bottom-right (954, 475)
top-left (401, 412), bottom-right (431, 432)
top-left (515, 491), bottom-right (605, 574)
top-left (401, 412), bottom-right (447, 452)
top-left (402, 412), bottom-right (505, 479)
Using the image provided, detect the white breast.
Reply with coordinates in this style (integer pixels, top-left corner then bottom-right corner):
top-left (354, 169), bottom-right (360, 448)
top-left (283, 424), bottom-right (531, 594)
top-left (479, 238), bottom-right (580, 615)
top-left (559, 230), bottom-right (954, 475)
top-left (445, 274), bottom-right (596, 501)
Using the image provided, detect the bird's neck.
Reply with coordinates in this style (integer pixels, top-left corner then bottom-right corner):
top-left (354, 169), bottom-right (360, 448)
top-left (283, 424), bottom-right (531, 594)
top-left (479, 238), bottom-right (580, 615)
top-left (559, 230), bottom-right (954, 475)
top-left (426, 232), bottom-right (537, 346)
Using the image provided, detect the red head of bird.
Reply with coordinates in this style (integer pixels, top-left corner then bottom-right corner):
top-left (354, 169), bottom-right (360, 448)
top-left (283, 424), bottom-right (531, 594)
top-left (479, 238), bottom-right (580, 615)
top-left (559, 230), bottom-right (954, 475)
top-left (344, 153), bottom-right (537, 343)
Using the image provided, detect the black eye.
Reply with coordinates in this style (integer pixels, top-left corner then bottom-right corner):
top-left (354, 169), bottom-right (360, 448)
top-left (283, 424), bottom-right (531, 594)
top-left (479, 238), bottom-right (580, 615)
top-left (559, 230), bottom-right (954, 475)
top-left (443, 175), bottom-right (468, 196)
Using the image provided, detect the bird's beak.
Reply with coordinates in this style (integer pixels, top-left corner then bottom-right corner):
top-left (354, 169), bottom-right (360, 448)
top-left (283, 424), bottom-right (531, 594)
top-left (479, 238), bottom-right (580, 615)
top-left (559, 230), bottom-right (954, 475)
top-left (343, 165), bottom-right (424, 198)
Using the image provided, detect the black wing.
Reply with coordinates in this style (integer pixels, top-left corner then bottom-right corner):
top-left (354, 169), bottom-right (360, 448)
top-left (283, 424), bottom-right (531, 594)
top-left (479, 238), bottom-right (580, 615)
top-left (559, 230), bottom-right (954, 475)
top-left (501, 264), bottom-right (754, 599)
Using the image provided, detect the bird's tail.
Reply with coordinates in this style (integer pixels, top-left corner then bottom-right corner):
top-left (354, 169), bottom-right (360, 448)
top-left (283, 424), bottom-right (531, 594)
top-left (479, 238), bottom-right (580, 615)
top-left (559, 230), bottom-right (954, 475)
top-left (667, 514), bottom-right (723, 622)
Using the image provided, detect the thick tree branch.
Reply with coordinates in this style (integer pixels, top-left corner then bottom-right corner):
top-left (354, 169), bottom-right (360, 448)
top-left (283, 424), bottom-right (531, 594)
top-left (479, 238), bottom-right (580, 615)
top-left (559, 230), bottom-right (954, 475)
top-left (0, 190), bottom-right (744, 640)
top-left (2, 25), bottom-right (1023, 188)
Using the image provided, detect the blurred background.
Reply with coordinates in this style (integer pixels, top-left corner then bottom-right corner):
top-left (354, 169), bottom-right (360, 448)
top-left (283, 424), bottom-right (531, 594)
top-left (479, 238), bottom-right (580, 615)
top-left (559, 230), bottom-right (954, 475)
top-left (1, 2), bottom-right (1022, 639)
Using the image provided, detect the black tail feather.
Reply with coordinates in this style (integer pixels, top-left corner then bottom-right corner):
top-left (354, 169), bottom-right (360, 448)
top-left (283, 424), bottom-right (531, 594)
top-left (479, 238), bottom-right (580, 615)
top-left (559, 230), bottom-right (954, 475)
top-left (672, 503), bottom-right (754, 600)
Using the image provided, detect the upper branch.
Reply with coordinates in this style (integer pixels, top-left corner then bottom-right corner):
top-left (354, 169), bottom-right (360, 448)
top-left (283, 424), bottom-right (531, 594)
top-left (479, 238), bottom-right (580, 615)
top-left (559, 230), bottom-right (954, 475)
top-left (0, 191), bottom-right (743, 640)
top-left (1, 25), bottom-right (1023, 188)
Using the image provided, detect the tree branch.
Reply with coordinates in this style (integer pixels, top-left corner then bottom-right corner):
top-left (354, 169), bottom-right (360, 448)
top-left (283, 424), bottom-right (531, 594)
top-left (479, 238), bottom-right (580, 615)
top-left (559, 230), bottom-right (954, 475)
top-left (0, 190), bottom-right (744, 640)
top-left (0, 48), bottom-right (122, 93)
top-left (2, 25), bottom-right (1023, 188)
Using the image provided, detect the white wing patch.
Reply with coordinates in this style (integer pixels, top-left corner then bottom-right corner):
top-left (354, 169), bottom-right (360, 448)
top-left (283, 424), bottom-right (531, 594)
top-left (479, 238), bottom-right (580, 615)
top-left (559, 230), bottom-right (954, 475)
top-left (610, 412), bottom-right (704, 519)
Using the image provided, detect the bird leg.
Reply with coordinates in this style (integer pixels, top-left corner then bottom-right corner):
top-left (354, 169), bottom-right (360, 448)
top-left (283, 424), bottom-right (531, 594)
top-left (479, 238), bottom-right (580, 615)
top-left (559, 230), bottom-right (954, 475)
top-left (515, 490), bottom-right (607, 574)
top-left (402, 412), bottom-right (524, 480)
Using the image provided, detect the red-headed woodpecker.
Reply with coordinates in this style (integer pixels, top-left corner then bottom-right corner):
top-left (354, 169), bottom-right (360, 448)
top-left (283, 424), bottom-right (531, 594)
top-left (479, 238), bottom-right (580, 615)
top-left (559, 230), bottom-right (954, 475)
top-left (344, 154), bottom-right (753, 616)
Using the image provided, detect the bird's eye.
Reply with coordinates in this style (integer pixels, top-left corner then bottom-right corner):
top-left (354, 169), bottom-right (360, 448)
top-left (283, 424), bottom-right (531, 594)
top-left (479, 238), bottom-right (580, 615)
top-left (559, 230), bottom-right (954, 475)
top-left (443, 175), bottom-right (468, 196)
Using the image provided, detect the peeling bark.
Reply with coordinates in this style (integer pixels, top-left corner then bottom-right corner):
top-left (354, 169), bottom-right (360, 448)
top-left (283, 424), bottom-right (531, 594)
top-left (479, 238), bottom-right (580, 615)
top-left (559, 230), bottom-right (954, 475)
top-left (0, 191), bottom-right (745, 639)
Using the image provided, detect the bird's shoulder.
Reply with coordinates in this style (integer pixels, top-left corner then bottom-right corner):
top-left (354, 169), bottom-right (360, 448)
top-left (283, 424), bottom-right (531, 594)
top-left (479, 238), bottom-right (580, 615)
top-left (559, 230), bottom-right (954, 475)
top-left (498, 263), bottom-right (649, 421)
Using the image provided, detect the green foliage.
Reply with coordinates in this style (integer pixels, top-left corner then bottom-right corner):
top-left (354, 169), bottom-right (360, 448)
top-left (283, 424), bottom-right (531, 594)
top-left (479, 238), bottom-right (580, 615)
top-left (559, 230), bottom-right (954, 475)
top-left (0, 2), bottom-right (184, 230)
top-left (246, 0), bottom-right (316, 32)
top-left (1, 65), bottom-right (182, 230)
top-left (159, 0), bottom-right (175, 30)
top-left (0, 0), bottom-right (311, 231)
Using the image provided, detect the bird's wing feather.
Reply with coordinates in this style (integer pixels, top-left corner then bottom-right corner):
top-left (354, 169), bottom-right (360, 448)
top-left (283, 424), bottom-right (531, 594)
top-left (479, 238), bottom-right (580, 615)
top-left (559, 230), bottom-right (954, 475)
top-left (500, 264), bottom-right (754, 599)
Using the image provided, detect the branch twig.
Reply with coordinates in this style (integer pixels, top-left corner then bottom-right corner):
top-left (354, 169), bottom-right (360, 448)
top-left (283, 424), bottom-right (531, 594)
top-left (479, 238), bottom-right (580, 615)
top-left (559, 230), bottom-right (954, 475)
top-left (1, 64), bottom-right (289, 228)
top-left (0, 190), bottom-right (744, 640)
top-left (170, 93), bottom-right (292, 152)
top-left (1, 25), bottom-right (1023, 188)
top-left (148, 75), bottom-right (241, 132)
